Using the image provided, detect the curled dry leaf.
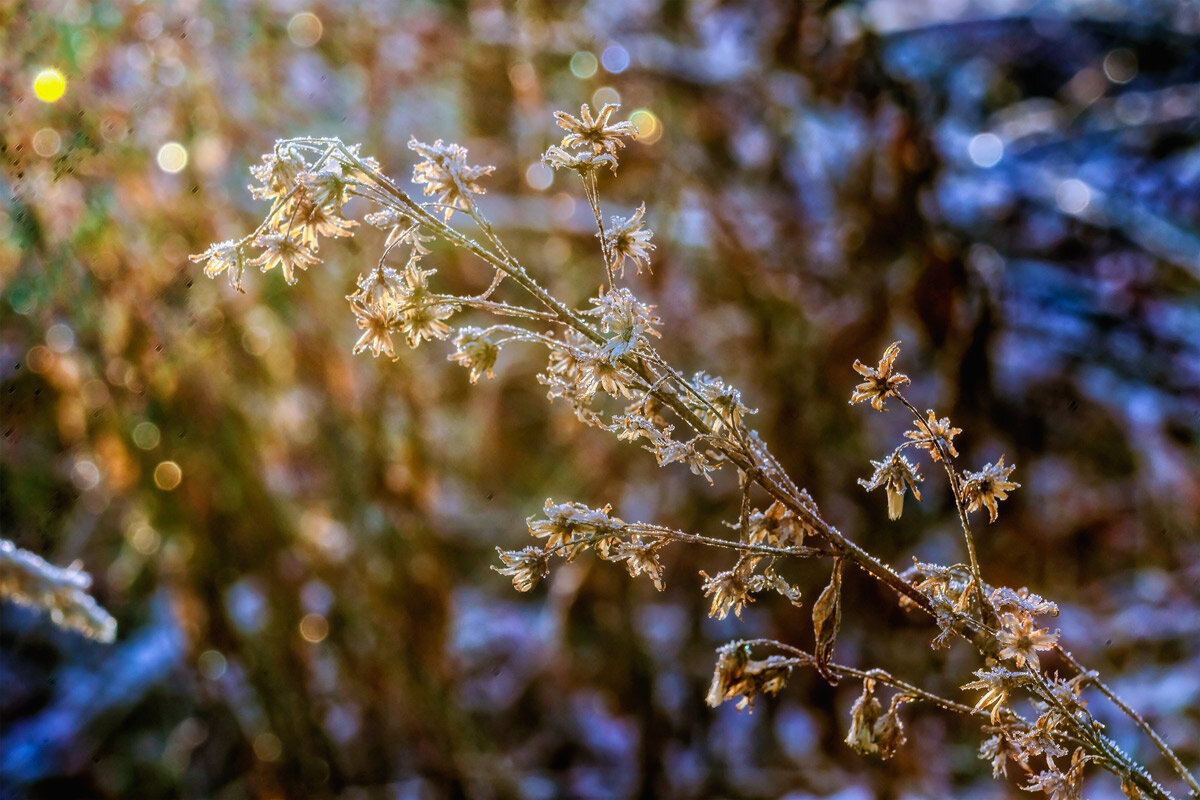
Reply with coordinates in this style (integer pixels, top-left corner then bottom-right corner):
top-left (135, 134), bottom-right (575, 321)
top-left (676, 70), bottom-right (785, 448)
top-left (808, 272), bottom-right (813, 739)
top-left (813, 557), bottom-right (845, 684)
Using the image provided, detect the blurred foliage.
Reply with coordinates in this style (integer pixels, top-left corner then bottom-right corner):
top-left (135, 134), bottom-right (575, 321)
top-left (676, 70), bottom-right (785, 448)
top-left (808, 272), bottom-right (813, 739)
top-left (1, 0), bottom-right (1198, 798)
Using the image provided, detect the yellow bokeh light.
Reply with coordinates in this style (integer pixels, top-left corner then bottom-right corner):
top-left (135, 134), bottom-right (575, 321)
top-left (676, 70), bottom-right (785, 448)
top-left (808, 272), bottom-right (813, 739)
top-left (156, 142), bottom-right (188, 173)
top-left (34, 69), bottom-right (66, 102)
top-left (154, 460), bottom-right (182, 490)
top-left (629, 109), bottom-right (662, 145)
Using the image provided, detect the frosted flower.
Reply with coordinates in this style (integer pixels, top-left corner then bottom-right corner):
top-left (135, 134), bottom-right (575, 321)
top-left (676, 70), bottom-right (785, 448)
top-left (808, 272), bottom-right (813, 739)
top-left (700, 567), bottom-right (756, 620)
top-left (554, 103), bottom-right (637, 156)
top-left (298, 164), bottom-right (354, 210)
top-left (997, 611), bottom-right (1059, 670)
top-left (691, 372), bottom-right (754, 434)
top-left (541, 145), bottom-right (619, 174)
top-left (603, 203), bottom-right (655, 275)
top-left (396, 262), bottom-right (456, 347)
top-left (850, 341), bottom-right (909, 411)
top-left (289, 198), bottom-right (358, 247)
top-left (449, 327), bottom-right (500, 383)
top-left (904, 410), bottom-right (962, 462)
top-left (962, 456), bottom-right (1020, 523)
top-left (859, 450), bottom-right (923, 520)
top-left (590, 287), bottom-right (661, 362)
top-left (409, 138), bottom-right (494, 219)
top-left (613, 538), bottom-right (666, 590)
top-left (248, 232), bottom-right (320, 285)
top-left (249, 144), bottom-right (308, 199)
top-left (492, 547), bottom-right (549, 592)
top-left (962, 667), bottom-right (1028, 723)
top-left (348, 266), bottom-right (405, 311)
top-left (190, 240), bottom-right (247, 291)
top-left (706, 643), bottom-right (794, 711)
top-left (350, 299), bottom-right (399, 360)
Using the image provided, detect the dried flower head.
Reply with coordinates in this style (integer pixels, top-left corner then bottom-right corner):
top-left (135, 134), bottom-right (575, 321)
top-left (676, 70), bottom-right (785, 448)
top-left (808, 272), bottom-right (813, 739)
top-left (189, 240), bottom-right (247, 291)
top-left (248, 232), bottom-right (320, 285)
top-left (962, 456), bottom-right (1020, 522)
top-left (408, 138), bottom-right (495, 219)
top-left (541, 145), bottom-right (619, 174)
top-left (613, 538), bottom-right (666, 590)
top-left (591, 287), bottom-right (661, 362)
top-left (395, 261), bottom-right (456, 347)
top-left (859, 449), bottom-right (923, 520)
top-left (700, 566), bottom-right (757, 620)
top-left (850, 341), bottom-right (909, 411)
top-left (997, 611), bottom-right (1059, 670)
top-left (691, 372), bottom-right (754, 434)
top-left (492, 546), bottom-right (549, 592)
top-left (904, 409), bottom-right (962, 462)
top-left (962, 667), bottom-right (1030, 723)
top-left (705, 642), bottom-right (795, 711)
top-left (449, 327), bottom-right (501, 383)
top-left (249, 144), bottom-right (308, 199)
top-left (604, 203), bottom-right (655, 275)
top-left (553, 103), bottom-right (637, 157)
top-left (350, 298), bottom-right (400, 360)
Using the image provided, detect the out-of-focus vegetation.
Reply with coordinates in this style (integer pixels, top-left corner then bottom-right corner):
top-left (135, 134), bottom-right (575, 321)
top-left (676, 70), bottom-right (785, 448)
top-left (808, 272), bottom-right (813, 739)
top-left (2, 1), bottom-right (1197, 798)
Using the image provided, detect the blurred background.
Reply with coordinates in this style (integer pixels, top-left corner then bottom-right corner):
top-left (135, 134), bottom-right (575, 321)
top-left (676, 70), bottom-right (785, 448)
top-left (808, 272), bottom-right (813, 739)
top-left (2, 0), bottom-right (1198, 798)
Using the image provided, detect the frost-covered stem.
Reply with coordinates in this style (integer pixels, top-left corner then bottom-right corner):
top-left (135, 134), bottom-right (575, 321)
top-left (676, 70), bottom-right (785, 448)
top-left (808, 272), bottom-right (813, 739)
top-left (580, 169), bottom-right (616, 288)
top-left (735, 638), bottom-right (985, 717)
top-left (1056, 645), bottom-right (1200, 797)
top-left (897, 394), bottom-right (985, 615)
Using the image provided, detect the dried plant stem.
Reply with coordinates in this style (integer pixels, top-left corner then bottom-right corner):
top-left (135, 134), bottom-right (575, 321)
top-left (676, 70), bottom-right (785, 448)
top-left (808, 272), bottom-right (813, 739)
top-left (897, 395), bottom-right (985, 614)
top-left (735, 638), bottom-right (985, 717)
top-left (1057, 645), bottom-right (1200, 797)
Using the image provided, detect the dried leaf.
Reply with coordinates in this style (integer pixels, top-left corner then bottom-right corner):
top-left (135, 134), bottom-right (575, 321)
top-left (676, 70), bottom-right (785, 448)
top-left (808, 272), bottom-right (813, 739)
top-left (813, 557), bottom-right (844, 683)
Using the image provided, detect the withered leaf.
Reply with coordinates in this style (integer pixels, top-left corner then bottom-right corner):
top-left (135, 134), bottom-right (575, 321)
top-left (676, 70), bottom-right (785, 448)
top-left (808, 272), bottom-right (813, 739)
top-left (813, 557), bottom-right (845, 683)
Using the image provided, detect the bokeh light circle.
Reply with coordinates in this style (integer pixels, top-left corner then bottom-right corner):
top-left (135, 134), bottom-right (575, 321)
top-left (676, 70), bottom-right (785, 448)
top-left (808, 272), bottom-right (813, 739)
top-left (33, 69), bottom-right (66, 102)
top-left (157, 142), bottom-right (188, 173)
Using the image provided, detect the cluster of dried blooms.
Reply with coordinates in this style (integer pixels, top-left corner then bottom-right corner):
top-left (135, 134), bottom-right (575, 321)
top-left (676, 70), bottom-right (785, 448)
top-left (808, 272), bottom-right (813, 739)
top-left (195, 105), bottom-right (1197, 800)
top-left (0, 537), bottom-right (117, 642)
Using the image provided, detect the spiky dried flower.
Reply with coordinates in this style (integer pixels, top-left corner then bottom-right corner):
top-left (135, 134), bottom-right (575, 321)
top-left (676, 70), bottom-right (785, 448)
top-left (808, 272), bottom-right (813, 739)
top-left (700, 566), bottom-right (756, 620)
top-left (528, 500), bottom-right (624, 557)
top-left (962, 667), bottom-right (1030, 723)
top-left (249, 144), bottom-right (308, 199)
top-left (350, 299), bottom-right (400, 360)
top-left (743, 501), bottom-right (806, 548)
top-left (859, 449), bottom-right (923, 520)
top-left (449, 327), bottom-right (500, 383)
top-left (590, 287), bottom-right (661, 362)
top-left (288, 197), bottom-right (358, 248)
top-left (691, 372), bottom-right (754, 434)
top-left (541, 145), bottom-right (619, 174)
top-left (408, 138), bottom-right (495, 219)
top-left (603, 203), bottom-right (655, 275)
top-left (553, 103), bottom-right (637, 157)
top-left (248, 232), bottom-right (320, 285)
top-left (395, 261), bottom-right (456, 347)
top-left (492, 546), bottom-right (549, 592)
top-left (962, 456), bottom-right (1021, 522)
top-left (850, 341), bottom-right (909, 411)
top-left (904, 409), bottom-right (962, 462)
top-left (997, 611), bottom-right (1059, 670)
top-left (613, 538), bottom-right (666, 590)
top-left (189, 240), bottom-right (247, 291)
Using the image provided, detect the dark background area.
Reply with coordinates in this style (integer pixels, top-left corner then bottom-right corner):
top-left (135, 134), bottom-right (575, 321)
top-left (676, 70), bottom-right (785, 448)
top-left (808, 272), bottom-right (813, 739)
top-left (1, 0), bottom-right (1198, 798)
